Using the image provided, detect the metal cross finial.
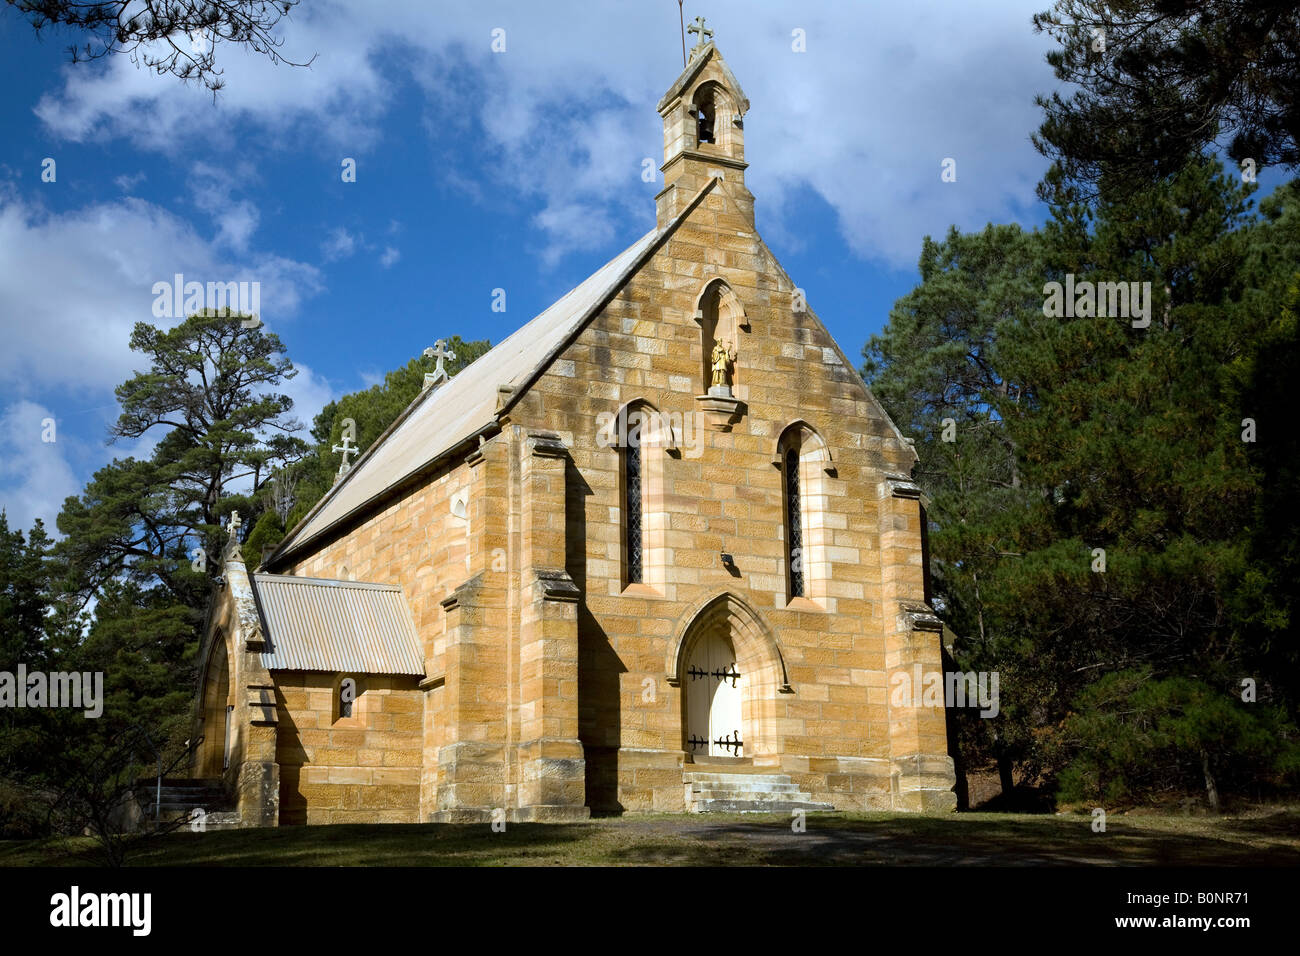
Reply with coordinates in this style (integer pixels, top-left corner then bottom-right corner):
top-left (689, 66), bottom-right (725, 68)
top-left (687, 15), bottom-right (713, 52)
top-left (422, 338), bottom-right (457, 391)
top-left (332, 434), bottom-right (359, 479)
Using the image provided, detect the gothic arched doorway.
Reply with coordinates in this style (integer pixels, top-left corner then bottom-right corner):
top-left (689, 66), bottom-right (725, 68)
top-left (197, 633), bottom-right (233, 778)
top-left (670, 592), bottom-right (791, 761)
top-left (684, 631), bottom-right (744, 757)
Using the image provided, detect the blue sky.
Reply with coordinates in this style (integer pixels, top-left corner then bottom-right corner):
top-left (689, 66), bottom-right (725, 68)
top-left (0, 0), bottom-right (1072, 533)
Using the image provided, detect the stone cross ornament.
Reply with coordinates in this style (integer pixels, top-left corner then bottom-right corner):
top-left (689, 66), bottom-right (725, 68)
top-left (332, 434), bottom-right (359, 480)
top-left (687, 15), bottom-right (713, 52)
top-left (423, 339), bottom-right (457, 391)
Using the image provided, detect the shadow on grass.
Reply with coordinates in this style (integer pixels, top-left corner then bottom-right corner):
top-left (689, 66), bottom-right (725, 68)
top-left (4, 810), bottom-right (1298, 867)
top-left (1212, 809), bottom-right (1300, 840)
top-left (972, 785), bottom-right (1057, 814)
top-left (606, 813), bottom-right (1300, 866)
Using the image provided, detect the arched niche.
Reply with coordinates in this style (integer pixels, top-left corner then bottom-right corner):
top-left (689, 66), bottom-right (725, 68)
top-left (694, 279), bottom-right (748, 394)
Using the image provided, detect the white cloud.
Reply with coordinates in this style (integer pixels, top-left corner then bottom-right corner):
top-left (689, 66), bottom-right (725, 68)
top-left (0, 190), bottom-right (323, 398)
top-left (277, 360), bottom-right (336, 435)
top-left (188, 160), bottom-right (261, 252)
top-left (0, 400), bottom-right (81, 533)
top-left (0, 181), bottom-right (327, 531)
top-left (532, 202), bottom-right (618, 268)
top-left (33, 0), bottom-right (392, 154)
top-left (322, 227), bottom-right (357, 262)
top-left (29, 0), bottom-right (1058, 268)
top-left (378, 246), bottom-right (400, 268)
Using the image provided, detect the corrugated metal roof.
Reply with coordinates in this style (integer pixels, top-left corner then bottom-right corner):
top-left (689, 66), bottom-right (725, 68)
top-left (267, 182), bottom-right (717, 566)
top-left (251, 573), bottom-right (424, 676)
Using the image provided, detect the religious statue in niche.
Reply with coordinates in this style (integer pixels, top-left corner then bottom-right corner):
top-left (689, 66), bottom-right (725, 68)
top-left (710, 338), bottom-right (736, 395)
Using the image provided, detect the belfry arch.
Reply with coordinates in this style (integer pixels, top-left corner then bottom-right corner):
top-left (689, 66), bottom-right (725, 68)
top-left (690, 81), bottom-right (739, 152)
top-left (667, 592), bottom-right (791, 760)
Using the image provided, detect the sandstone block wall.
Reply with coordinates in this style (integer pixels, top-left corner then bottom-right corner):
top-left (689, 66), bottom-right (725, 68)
top-left (274, 673), bottom-right (423, 825)
top-left (502, 170), bottom-right (952, 812)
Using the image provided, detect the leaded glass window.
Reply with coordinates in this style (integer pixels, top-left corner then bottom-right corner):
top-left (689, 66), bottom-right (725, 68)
top-left (625, 440), bottom-right (643, 584)
top-left (785, 447), bottom-right (804, 598)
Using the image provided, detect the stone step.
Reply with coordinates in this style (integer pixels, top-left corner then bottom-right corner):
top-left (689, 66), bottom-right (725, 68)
top-left (137, 777), bottom-right (223, 788)
top-left (153, 806), bottom-right (237, 824)
top-left (692, 789), bottom-right (815, 803)
top-left (138, 780), bottom-right (234, 816)
top-left (690, 782), bottom-right (807, 794)
top-left (690, 799), bottom-right (836, 814)
top-left (690, 786), bottom-right (807, 799)
top-left (683, 768), bottom-right (835, 814)
top-left (688, 778), bottom-right (803, 790)
top-left (150, 805), bottom-right (232, 817)
top-left (149, 789), bottom-right (227, 802)
top-left (187, 810), bottom-right (242, 831)
top-left (152, 809), bottom-right (242, 831)
top-left (683, 772), bottom-right (793, 786)
top-left (155, 791), bottom-right (227, 799)
top-left (685, 761), bottom-right (787, 774)
top-left (142, 780), bottom-right (224, 792)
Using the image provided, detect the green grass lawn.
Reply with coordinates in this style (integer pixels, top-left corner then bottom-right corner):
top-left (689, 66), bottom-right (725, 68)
top-left (4, 805), bottom-right (1298, 867)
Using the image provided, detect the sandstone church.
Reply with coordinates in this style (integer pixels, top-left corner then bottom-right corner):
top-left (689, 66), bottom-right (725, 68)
top-left (190, 30), bottom-right (958, 826)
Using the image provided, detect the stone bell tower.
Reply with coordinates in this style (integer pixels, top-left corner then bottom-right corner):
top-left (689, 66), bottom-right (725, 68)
top-left (655, 20), bottom-right (756, 226)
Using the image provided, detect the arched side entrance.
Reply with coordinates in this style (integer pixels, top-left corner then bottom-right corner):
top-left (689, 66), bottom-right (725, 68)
top-left (196, 632), bottom-right (233, 779)
top-left (667, 592), bottom-right (791, 760)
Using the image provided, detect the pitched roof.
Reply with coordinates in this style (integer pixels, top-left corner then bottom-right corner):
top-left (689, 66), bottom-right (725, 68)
top-left (251, 573), bottom-right (424, 675)
top-left (266, 180), bottom-right (717, 567)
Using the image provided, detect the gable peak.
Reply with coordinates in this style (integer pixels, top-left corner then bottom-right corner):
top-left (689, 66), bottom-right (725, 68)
top-left (657, 39), bottom-right (749, 118)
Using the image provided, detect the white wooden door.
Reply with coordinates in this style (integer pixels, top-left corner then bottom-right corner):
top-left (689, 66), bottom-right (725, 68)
top-left (684, 633), bottom-right (743, 757)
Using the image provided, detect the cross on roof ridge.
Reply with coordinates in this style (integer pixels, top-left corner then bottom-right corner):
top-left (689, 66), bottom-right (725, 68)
top-left (687, 15), bottom-right (713, 50)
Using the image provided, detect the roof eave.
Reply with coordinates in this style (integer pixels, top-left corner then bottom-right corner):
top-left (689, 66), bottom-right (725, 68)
top-left (263, 420), bottom-right (499, 572)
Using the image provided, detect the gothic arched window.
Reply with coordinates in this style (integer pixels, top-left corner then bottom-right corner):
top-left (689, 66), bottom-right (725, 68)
top-left (607, 401), bottom-right (671, 593)
top-left (624, 437), bottom-right (643, 585)
top-left (776, 423), bottom-right (835, 607)
top-left (784, 446), bottom-right (804, 598)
